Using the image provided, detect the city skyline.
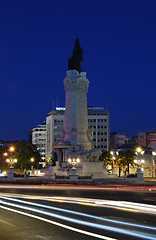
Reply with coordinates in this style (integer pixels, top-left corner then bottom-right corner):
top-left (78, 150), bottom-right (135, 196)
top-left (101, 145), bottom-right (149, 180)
top-left (1, 1), bottom-right (156, 140)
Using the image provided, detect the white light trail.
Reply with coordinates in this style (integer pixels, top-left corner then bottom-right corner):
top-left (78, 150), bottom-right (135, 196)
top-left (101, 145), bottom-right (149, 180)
top-left (0, 196), bottom-right (156, 239)
top-left (95, 200), bottom-right (156, 214)
top-left (0, 205), bottom-right (116, 240)
top-left (0, 195), bottom-right (156, 232)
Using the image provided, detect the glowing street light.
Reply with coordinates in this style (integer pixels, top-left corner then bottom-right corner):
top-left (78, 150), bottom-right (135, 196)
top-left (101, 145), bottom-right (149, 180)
top-left (67, 155), bottom-right (80, 181)
top-left (4, 146), bottom-right (17, 167)
top-left (134, 147), bottom-right (145, 170)
top-left (30, 157), bottom-right (35, 170)
top-left (109, 150), bottom-right (118, 174)
top-left (134, 146), bottom-right (144, 182)
top-left (152, 151), bottom-right (156, 178)
top-left (6, 158), bottom-right (17, 164)
top-left (9, 146), bottom-right (15, 152)
top-left (4, 146), bottom-right (17, 179)
top-left (135, 147), bottom-right (144, 155)
top-left (68, 157), bottom-right (80, 170)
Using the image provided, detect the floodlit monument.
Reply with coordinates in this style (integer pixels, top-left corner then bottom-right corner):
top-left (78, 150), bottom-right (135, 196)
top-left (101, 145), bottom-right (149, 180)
top-left (46, 39), bottom-right (107, 180)
top-left (63, 39), bottom-right (92, 150)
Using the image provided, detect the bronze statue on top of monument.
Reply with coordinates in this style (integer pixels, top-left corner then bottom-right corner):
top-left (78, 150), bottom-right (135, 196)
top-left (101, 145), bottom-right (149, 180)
top-left (68, 38), bottom-right (83, 73)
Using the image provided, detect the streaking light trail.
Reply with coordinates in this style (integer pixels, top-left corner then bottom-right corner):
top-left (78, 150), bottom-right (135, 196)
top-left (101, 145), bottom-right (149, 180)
top-left (0, 195), bottom-right (156, 231)
top-left (0, 194), bottom-right (156, 239)
top-left (0, 204), bottom-right (115, 240)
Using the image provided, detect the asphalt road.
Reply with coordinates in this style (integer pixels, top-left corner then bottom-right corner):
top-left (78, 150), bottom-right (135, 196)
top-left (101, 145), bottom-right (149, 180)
top-left (0, 184), bottom-right (156, 240)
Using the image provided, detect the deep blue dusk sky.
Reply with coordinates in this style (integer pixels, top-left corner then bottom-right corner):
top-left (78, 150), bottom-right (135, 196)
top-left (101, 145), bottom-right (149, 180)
top-left (0, 0), bottom-right (156, 140)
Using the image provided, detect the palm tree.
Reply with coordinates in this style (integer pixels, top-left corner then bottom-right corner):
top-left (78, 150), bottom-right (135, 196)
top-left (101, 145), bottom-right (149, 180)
top-left (99, 150), bottom-right (114, 172)
top-left (117, 150), bottom-right (135, 176)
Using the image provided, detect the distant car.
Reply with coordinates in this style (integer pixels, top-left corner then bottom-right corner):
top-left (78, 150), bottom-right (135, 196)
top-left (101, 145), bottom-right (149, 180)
top-left (127, 174), bottom-right (137, 178)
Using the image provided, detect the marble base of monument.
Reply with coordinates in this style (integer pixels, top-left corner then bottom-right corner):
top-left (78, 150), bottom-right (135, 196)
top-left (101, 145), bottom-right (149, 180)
top-left (82, 161), bottom-right (107, 179)
top-left (45, 161), bottom-right (65, 179)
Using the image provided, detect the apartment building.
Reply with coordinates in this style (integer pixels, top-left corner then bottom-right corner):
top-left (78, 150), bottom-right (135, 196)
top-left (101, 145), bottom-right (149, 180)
top-left (46, 108), bottom-right (64, 158)
top-left (87, 107), bottom-right (110, 151)
top-left (30, 123), bottom-right (46, 166)
top-left (138, 131), bottom-right (156, 149)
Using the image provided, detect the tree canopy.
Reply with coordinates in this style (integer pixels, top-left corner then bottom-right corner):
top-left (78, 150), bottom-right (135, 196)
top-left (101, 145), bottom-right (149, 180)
top-left (1, 141), bottom-right (41, 172)
top-left (99, 149), bottom-right (136, 176)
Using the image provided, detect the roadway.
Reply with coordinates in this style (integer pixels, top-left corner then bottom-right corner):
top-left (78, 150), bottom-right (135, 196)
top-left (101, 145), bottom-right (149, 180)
top-left (0, 184), bottom-right (156, 240)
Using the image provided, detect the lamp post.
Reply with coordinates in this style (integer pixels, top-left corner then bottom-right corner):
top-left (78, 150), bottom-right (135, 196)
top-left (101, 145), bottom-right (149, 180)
top-left (134, 147), bottom-right (144, 182)
top-left (4, 146), bottom-right (17, 179)
top-left (68, 157), bottom-right (80, 171)
top-left (30, 157), bottom-right (35, 171)
top-left (152, 151), bottom-right (156, 178)
top-left (67, 156), bottom-right (80, 181)
top-left (110, 150), bottom-right (118, 175)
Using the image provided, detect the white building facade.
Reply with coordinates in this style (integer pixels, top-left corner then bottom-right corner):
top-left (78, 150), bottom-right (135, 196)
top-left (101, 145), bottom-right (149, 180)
top-left (30, 123), bottom-right (46, 166)
top-left (87, 107), bottom-right (110, 151)
top-left (46, 107), bottom-right (110, 158)
top-left (46, 108), bottom-right (64, 158)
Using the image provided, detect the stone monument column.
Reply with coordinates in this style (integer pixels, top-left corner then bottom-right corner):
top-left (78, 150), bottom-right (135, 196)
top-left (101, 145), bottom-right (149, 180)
top-left (63, 70), bottom-right (78, 145)
top-left (63, 70), bottom-right (92, 150)
top-left (76, 73), bottom-right (92, 150)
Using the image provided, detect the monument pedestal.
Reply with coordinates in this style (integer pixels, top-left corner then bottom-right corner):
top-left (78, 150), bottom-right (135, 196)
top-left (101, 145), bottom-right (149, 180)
top-left (45, 161), bottom-right (62, 179)
top-left (82, 161), bottom-right (107, 179)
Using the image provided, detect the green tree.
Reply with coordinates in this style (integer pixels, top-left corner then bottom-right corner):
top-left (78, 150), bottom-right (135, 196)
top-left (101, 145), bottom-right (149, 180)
top-left (0, 146), bottom-right (8, 171)
top-left (13, 141), bottom-right (41, 173)
top-left (100, 150), bottom-right (136, 177)
top-left (99, 150), bottom-right (114, 171)
top-left (117, 150), bottom-right (135, 176)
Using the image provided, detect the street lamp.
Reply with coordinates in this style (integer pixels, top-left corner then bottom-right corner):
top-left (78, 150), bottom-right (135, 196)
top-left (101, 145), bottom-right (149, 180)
top-left (134, 146), bottom-right (144, 182)
top-left (30, 157), bottom-right (35, 171)
top-left (4, 146), bottom-right (17, 179)
top-left (152, 151), bottom-right (156, 178)
top-left (110, 150), bottom-right (118, 174)
top-left (67, 154), bottom-right (80, 181)
top-left (6, 158), bottom-right (18, 165)
top-left (134, 147), bottom-right (145, 169)
top-left (68, 157), bottom-right (80, 170)
top-left (4, 146), bottom-right (17, 167)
